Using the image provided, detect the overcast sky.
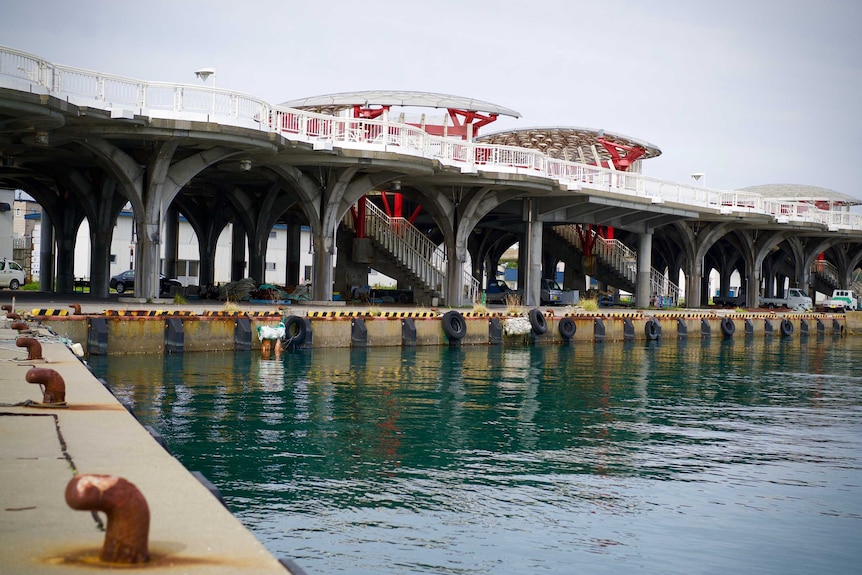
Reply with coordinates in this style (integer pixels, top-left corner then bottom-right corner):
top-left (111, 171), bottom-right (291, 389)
top-left (2, 0), bottom-right (859, 197)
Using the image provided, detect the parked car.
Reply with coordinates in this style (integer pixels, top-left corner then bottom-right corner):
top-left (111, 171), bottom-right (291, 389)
top-left (0, 259), bottom-right (26, 289)
top-left (110, 269), bottom-right (182, 295)
top-left (540, 278), bottom-right (563, 305)
top-left (485, 279), bottom-right (518, 304)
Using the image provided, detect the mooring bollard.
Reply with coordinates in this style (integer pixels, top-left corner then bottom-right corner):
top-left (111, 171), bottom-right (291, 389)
top-left (16, 336), bottom-right (42, 360)
top-left (25, 367), bottom-right (65, 405)
top-left (65, 474), bottom-right (151, 564)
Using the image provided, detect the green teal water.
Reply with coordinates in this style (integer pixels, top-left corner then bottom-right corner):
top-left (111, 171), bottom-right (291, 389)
top-left (88, 337), bottom-right (862, 574)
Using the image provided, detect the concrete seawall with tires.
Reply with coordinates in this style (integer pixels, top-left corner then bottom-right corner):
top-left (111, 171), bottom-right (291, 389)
top-left (16, 307), bottom-right (851, 355)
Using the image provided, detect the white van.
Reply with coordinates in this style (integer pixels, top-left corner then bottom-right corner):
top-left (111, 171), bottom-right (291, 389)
top-left (0, 259), bottom-right (26, 289)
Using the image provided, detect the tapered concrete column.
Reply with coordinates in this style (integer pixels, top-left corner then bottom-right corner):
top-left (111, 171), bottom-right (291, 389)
top-left (39, 210), bottom-right (54, 292)
top-left (312, 231), bottom-right (333, 301)
top-left (231, 223), bottom-right (246, 282)
top-left (163, 205), bottom-right (178, 279)
top-left (446, 253), bottom-right (466, 307)
top-left (248, 226), bottom-right (267, 285)
top-left (800, 265), bottom-right (811, 297)
top-left (523, 213), bottom-right (542, 307)
top-left (286, 223), bottom-right (301, 286)
top-left (88, 228), bottom-right (113, 298)
top-left (686, 260), bottom-right (703, 308)
top-left (134, 218), bottom-right (161, 299)
top-left (746, 266), bottom-right (760, 309)
top-left (636, 231), bottom-right (653, 309)
top-left (56, 234), bottom-right (76, 294)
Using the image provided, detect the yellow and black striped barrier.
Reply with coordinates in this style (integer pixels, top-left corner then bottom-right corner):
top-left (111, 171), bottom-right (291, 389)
top-left (29, 309), bottom-right (69, 317)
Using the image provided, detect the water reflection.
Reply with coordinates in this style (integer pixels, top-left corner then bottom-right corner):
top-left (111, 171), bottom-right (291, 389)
top-left (88, 337), bottom-right (862, 575)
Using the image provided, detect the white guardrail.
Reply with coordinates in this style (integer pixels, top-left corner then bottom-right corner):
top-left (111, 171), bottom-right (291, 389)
top-left (2, 45), bottom-right (861, 234)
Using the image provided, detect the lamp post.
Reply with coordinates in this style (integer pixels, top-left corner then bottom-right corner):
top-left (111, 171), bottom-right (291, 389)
top-left (194, 68), bottom-right (217, 115)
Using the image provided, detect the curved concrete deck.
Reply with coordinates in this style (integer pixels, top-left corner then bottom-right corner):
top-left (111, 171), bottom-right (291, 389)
top-left (0, 320), bottom-right (300, 573)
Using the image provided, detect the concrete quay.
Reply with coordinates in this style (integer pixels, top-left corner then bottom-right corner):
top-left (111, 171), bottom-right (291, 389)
top-left (0, 318), bottom-right (301, 573)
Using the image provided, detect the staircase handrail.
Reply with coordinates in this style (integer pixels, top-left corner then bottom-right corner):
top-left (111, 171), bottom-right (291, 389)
top-left (556, 225), bottom-right (680, 304)
top-left (811, 260), bottom-right (839, 287)
top-left (352, 199), bottom-right (478, 301)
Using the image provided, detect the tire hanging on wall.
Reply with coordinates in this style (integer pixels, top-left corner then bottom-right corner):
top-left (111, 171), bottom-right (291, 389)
top-left (558, 317), bottom-right (576, 340)
top-left (780, 318), bottom-right (794, 337)
top-left (283, 315), bottom-right (307, 346)
top-left (529, 308), bottom-right (548, 335)
top-left (442, 310), bottom-right (467, 340)
top-left (645, 318), bottom-right (661, 341)
top-left (721, 317), bottom-right (736, 337)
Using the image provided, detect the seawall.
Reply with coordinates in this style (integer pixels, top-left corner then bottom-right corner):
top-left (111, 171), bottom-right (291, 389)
top-left (19, 307), bottom-right (855, 355)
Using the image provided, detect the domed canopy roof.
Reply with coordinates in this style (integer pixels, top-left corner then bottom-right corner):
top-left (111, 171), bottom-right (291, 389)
top-left (475, 126), bottom-right (661, 163)
top-left (740, 184), bottom-right (861, 206)
top-left (280, 90), bottom-right (521, 118)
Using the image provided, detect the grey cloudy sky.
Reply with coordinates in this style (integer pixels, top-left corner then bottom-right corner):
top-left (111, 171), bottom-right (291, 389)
top-left (2, 0), bottom-right (859, 197)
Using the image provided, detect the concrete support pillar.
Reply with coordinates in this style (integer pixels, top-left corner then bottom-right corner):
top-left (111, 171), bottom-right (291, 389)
top-left (636, 231), bottom-right (653, 309)
top-left (135, 218), bottom-right (161, 299)
top-left (56, 234), bottom-right (76, 294)
top-left (231, 223), bottom-right (246, 282)
top-left (523, 210), bottom-right (542, 307)
top-left (286, 222), bottom-right (301, 286)
top-left (746, 264), bottom-right (761, 309)
top-left (39, 209), bottom-right (54, 292)
top-left (800, 264), bottom-right (811, 298)
top-left (312, 231), bottom-right (333, 301)
top-left (446, 252), bottom-right (466, 307)
top-left (686, 258), bottom-right (703, 308)
top-left (200, 244), bottom-right (217, 293)
top-left (248, 227), bottom-right (267, 286)
top-left (163, 205), bottom-right (179, 279)
top-left (88, 227), bottom-right (112, 298)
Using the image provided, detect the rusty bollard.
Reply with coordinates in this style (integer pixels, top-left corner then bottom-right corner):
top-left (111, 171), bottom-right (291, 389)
top-left (16, 336), bottom-right (42, 360)
top-left (66, 474), bottom-right (151, 564)
top-left (25, 367), bottom-right (65, 404)
top-left (11, 321), bottom-right (29, 331)
top-left (69, 303), bottom-right (81, 315)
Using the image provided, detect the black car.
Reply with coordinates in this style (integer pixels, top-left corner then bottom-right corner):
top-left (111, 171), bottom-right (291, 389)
top-left (110, 270), bottom-right (182, 295)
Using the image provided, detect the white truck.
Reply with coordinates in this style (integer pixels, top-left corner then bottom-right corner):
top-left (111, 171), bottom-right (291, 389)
top-left (759, 288), bottom-right (813, 311)
top-left (823, 289), bottom-right (859, 312)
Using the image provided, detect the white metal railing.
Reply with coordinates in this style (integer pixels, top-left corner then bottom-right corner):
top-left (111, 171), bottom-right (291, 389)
top-left (555, 225), bottom-right (680, 304)
top-left (3, 45), bottom-right (862, 232)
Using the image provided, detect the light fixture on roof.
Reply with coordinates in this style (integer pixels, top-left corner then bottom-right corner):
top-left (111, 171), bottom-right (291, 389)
top-left (691, 172), bottom-right (706, 188)
top-left (194, 68), bottom-right (216, 85)
top-left (239, 159), bottom-right (252, 171)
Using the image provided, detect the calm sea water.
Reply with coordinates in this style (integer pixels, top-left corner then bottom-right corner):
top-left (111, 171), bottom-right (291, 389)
top-left (88, 337), bottom-right (862, 575)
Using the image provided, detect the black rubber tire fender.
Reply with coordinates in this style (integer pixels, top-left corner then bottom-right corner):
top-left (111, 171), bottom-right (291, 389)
top-left (442, 310), bottom-right (467, 340)
top-left (645, 318), bottom-right (661, 341)
top-left (780, 318), bottom-right (794, 337)
top-left (283, 315), bottom-right (307, 345)
top-left (721, 317), bottom-right (736, 337)
top-left (529, 308), bottom-right (548, 335)
top-left (558, 316), bottom-right (576, 340)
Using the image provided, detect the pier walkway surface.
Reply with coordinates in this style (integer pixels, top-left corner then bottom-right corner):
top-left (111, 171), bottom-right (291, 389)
top-left (0, 299), bottom-right (303, 573)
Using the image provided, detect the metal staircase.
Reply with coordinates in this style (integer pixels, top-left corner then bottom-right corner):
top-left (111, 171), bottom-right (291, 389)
top-left (553, 224), bottom-right (680, 306)
top-left (345, 199), bottom-right (480, 304)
